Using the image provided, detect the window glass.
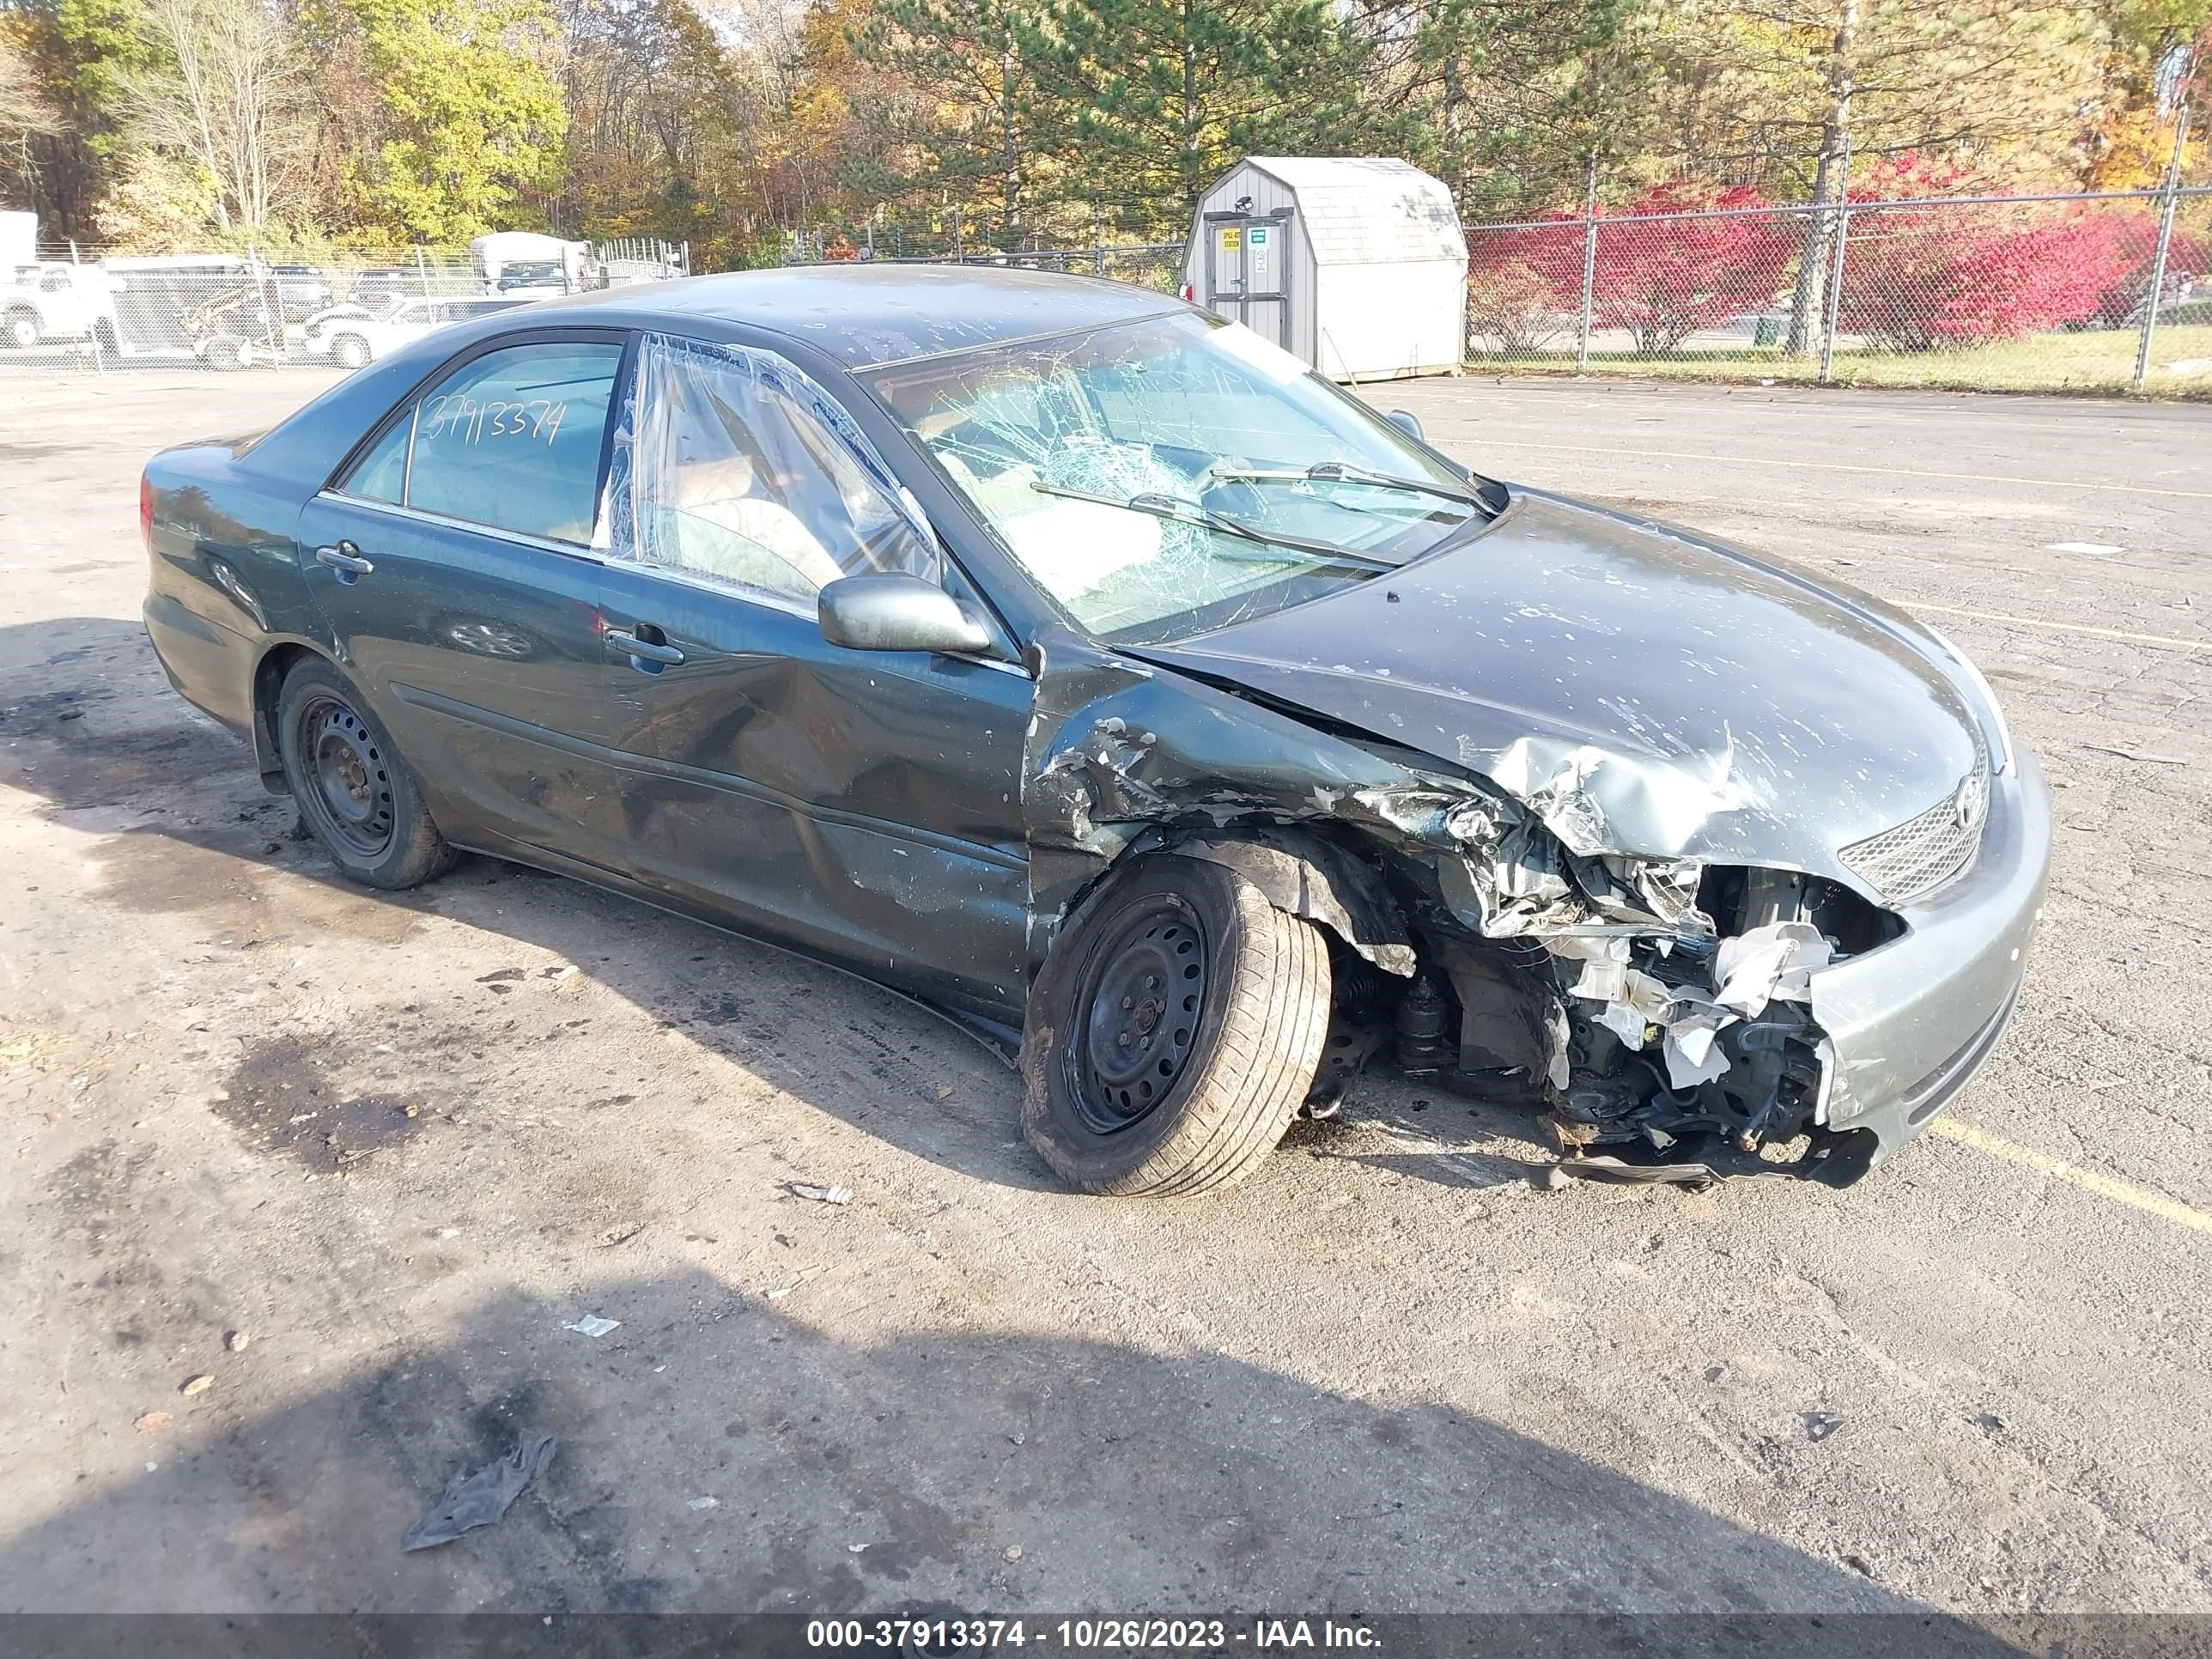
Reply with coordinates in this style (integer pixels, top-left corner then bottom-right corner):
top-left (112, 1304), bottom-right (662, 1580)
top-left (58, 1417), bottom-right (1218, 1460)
top-left (402, 342), bottom-right (622, 544)
top-left (612, 334), bottom-right (940, 606)
top-left (866, 311), bottom-right (1488, 644)
top-left (342, 406), bottom-right (412, 503)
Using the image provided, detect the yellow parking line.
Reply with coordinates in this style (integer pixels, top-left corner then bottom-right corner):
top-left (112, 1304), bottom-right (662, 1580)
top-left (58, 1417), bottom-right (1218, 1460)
top-left (1476, 438), bottom-right (2212, 501)
top-left (1902, 603), bottom-right (2206, 652)
top-left (1927, 1117), bottom-right (2212, 1236)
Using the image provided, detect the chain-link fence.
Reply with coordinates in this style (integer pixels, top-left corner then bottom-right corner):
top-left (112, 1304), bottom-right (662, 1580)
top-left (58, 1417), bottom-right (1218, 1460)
top-left (0, 238), bottom-right (688, 375)
top-left (1466, 186), bottom-right (2212, 396)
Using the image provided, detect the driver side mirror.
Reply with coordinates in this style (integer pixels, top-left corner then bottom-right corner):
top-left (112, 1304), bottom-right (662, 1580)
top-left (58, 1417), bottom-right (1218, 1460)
top-left (819, 573), bottom-right (994, 655)
top-left (1384, 409), bottom-right (1425, 442)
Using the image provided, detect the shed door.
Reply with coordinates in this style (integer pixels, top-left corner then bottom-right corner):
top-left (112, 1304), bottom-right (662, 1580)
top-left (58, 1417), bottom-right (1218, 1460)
top-left (1202, 210), bottom-right (1293, 349)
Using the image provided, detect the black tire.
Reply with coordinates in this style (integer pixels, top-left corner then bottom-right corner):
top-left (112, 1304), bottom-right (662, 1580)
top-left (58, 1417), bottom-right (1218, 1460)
top-left (275, 658), bottom-right (456, 890)
top-left (332, 333), bottom-right (370, 369)
top-left (1021, 855), bottom-right (1332, 1196)
top-left (3, 310), bottom-right (39, 349)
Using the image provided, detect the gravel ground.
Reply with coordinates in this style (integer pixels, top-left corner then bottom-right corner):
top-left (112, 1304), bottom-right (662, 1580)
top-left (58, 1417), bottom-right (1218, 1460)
top-left (1, 368), bottom-right (2208, 1622)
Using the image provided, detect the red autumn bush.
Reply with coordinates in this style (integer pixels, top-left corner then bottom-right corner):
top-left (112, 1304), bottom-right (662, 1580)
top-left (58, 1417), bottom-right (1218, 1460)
top-left (1589, 184), bottom-right (1796, 353)
top-left (1466, 183), bottom-right (1794, 355)
top-left (1836, 154), bottom-right (2148, 349)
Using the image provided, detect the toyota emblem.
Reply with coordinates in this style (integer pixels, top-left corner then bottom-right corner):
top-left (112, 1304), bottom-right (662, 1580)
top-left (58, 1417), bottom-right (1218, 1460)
top-left (1953, 775), bottom-right (1986, 832)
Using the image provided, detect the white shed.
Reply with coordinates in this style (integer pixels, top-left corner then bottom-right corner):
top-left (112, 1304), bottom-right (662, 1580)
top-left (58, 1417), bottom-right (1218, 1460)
top-left (1181, 157), bottom-right (1467, 380)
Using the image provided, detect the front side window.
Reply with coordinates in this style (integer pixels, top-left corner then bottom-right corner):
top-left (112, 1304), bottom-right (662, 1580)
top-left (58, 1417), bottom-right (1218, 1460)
top-left (610, 333), bottom-right (940, 607)
top-left (865, 311), bottom-right (1492, 644)
top-left (336, 340), bottom-right (622, 544)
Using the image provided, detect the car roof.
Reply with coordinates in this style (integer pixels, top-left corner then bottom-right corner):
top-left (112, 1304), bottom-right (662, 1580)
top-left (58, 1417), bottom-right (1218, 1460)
top-left (517, 263), bottom-right (1182, 368)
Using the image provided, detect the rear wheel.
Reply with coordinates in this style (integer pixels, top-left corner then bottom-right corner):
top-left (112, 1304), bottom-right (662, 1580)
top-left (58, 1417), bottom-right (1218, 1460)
top-left (3, 310), bottom-right (38, 349)
top-left (1021, 856), bottom-right (1332, 1196)
top-left (276, 659), bottom-right (455, 890)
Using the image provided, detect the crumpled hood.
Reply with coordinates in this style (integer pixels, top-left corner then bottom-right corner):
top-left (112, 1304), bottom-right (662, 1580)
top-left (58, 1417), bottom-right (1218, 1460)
top-left (1133, 489), bottom-right (1985, 884)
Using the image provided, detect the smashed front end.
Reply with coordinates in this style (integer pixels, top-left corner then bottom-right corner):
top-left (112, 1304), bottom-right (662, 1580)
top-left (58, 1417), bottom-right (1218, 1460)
top-left (1297, 745), bottom-right (1904, 1186)
top-left (1024, 629), bottom-right (2045, 1188)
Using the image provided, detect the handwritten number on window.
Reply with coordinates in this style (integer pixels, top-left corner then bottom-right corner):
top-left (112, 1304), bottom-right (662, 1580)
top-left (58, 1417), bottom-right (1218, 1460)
top-left (422, 392), bottom-right (568, 447)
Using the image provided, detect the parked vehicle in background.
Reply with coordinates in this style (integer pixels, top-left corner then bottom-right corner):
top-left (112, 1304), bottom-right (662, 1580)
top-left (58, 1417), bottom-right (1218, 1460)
top-left (1, 262), bottom-right (112, 349)
top-left (496, 260), bottom-right (569, 295)
top-left (346, 268), bottom-right (421, 312)
top-left (302, 293), bottom-right (536, 367)
top-left (269, 264), bottom-right (336, 321)
top-left (471, 231), bottom-right (592, 296)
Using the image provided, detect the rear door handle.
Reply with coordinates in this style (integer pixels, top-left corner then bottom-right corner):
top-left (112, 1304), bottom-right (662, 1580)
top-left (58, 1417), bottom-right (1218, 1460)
top-left (605, 628), bottom-right (684, 666)
top-left (314, 543), bottom-right (374, 579)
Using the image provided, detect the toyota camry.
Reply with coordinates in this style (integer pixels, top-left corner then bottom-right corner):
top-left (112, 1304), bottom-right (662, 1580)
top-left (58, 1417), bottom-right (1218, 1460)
top-left (141, 265), bottom-right (2049, 1195)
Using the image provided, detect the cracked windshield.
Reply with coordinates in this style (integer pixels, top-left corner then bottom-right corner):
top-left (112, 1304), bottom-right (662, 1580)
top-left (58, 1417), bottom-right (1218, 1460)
top-left (866, 312), bottom-right (1494, 643)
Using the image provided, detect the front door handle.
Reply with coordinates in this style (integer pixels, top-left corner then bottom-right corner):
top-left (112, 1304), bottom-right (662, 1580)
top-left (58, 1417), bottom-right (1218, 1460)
top-left (605, 628), bottom-right (684, 667)
top-left (314, 543), bottom-right (374, 580)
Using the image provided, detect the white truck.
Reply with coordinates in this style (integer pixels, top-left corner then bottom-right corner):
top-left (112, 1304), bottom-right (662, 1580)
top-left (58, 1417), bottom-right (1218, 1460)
top-left (1, 261), bottom-right (113, 350)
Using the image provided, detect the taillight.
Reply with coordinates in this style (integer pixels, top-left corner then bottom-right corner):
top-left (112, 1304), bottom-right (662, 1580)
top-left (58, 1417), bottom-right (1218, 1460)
top-left (1179, 283), bottom-right (1194, 302)
top-left (139, 473), bottom-right (154, 552)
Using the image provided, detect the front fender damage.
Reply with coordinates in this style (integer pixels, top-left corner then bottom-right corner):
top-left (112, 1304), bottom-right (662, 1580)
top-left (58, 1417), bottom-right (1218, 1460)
top-left (1019, 627), bottom-right (1865, 1184)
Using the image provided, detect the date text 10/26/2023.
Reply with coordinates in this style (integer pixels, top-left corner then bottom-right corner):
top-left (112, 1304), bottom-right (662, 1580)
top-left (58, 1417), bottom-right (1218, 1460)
top-left (805, 1619), bottom-right (1382, 1650)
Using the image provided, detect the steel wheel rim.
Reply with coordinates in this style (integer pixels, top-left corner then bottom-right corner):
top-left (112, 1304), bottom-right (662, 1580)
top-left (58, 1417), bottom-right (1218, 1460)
top-left (1066, 894), bottom-right (1209, 1135)
top-left (300, 694), bottom-right (394, 859)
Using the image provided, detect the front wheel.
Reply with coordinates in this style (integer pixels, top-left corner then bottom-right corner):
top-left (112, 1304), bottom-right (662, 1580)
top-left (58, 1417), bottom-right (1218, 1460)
top-left (3, 312), bottom-right (39, 349)
top-left (1021, 856), bottom-right (1333, 1196)
top-left (331, 333), bottom-right (369, 368)
top-left (276, 659), bottom-right (456, 890)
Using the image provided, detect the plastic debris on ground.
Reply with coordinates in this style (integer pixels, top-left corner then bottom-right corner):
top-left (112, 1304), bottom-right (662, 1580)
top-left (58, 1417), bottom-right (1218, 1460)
top-left (562, 1314), bottom-right (621, 1338)
top-left (789, 1182), bottom-right (853, 1206)
top-left (402, 1436), bottom-right (559, 1551)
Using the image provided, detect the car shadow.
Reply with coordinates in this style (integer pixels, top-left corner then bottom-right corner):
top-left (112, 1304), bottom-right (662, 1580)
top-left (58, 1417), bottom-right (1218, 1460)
top-left (0, 1260), bottom-right (2026, 1638)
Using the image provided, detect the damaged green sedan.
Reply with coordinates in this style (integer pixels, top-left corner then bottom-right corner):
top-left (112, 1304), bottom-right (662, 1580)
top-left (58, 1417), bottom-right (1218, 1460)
top-left (142, 266), bottom-right (2049, 1194)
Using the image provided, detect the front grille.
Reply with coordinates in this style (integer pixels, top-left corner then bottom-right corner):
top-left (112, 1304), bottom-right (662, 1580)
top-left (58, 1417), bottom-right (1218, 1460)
top-left (1839, 751), bottom-right (1990, 907)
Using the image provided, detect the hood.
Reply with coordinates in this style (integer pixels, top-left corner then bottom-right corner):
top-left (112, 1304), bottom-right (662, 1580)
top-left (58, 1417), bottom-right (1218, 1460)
top-left (1132, 490), bottom-right (1984, 883)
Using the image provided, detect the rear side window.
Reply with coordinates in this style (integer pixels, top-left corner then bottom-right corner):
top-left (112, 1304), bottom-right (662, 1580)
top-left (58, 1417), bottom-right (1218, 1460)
top-left (337, 340), bottom-right (623, 544)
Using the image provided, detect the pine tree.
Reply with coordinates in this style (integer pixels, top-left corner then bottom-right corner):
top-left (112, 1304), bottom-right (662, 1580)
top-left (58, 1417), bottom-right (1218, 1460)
top-left (854, 0), bottom-right (1061, 247)
top-left (1029, 0), bottom-right (1383, 237)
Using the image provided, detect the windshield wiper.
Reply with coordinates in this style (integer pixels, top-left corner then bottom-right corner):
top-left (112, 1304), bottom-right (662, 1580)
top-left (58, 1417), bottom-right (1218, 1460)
top-left (1212, 460), bottom-right (1490, 512)
top-left (1028, 482), bottom-right (1400, 571)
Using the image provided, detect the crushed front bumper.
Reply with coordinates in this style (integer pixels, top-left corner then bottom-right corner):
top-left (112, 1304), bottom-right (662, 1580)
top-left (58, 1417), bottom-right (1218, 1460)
top-left (1809, 750), bottom-right (2051, 1166)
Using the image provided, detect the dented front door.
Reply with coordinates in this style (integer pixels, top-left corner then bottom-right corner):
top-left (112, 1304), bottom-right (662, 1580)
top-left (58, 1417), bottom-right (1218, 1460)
top-left (594, 563), bottom-right (1035, 1018)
